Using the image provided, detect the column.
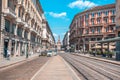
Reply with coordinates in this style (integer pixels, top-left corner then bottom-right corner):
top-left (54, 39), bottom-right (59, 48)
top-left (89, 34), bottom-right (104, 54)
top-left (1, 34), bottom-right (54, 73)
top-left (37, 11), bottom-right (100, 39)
top-left (18, 42), bottom-right (21, 56)
top-left (28, 31), bottom-right (31, 40)
top-left (101, 43), bottom-right (103, 55)
top-left (14, 41), bottom-right (17, 57)
top-left (0, 13), bottom-right (5, 59)
top-left (107, 42), bottom-right (109, 52)
top-left (8, 39), bottom-right (12, 55)
top-left (15, 24), bottom-right (18, 36)
top-left (22, 28), bottom-right (25, 38)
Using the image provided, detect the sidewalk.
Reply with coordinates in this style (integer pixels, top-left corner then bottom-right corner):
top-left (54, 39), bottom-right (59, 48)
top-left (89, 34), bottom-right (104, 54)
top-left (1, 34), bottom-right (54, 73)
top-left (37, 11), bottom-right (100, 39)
top-left (73, 53), bottom-right (120, 65)
top-left (31, 55), bottom-right (80, 80)
top-left (0, 53), bottom-right (39, 69)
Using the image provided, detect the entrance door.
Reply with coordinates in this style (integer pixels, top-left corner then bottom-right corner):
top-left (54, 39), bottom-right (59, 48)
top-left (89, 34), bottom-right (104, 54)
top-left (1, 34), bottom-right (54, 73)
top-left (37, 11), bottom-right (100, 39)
top-left (4, 40), bottom-right (8, 58)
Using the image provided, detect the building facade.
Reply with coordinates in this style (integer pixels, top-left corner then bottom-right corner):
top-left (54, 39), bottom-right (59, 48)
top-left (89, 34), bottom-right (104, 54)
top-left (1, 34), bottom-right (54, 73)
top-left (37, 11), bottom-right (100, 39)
top-left (69, 4), bottom-right (116, 52)
top-left (56, 36), bottom-right (61, 51)
top-left (116, 0), bottom-right (120, 60)
top-left (42, 20), bottom-right (55, 50)
top-left (63, 31), bottom-right (70, 51)
top-left (0, 0), bottom-right (55, 59)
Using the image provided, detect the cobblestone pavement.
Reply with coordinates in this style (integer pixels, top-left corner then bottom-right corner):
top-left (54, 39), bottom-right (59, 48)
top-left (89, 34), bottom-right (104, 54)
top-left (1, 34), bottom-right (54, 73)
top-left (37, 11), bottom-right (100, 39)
top-left (0, 56), bottom-right (50, 80)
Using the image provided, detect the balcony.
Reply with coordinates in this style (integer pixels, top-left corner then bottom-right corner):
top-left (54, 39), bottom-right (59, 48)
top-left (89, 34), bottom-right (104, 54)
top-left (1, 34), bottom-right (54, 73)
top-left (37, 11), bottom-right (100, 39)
top-left (30, 28), bottom-right (37, 34)
top-left (4, 7), bottom-right (16, 19)
top-left (24, 23), bottom-right (29, 28)
top-left (16, 17), bottom-right (25, 25)
top-left (17, 0), bottom-right (25, 7)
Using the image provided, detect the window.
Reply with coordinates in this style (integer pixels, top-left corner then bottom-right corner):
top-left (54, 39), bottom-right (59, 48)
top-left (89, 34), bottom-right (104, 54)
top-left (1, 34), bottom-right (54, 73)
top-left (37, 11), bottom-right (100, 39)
top-left (91, 19), bottom-right (94, 25)
top-left (105, 11), bottom-right (108, 16)
top-left (97, 27), bottom-right (101, 33)
top-left (8, 0), bottom-right (15, 11)
top-left (85, 21), bottom-right (88, 26)
top-left (91, 13), bottom-right (94, 17)
top-left (85, 38), bottom-right (88, 41)
top-left (86, 29), bottom-right (89, 34)
top-left (111, 10), bottom-right (115, 15)
top-left (97, 38), bottom-right (102, 41)
top-left (11, 24), bottom-right (16, 34)
top-left (18, 8), bottom-right (21, 17)
top-left (110, 27), bottom-right (114, 32)
top-left (106, 27), bottom-right (109, 32)
top-left (85, 14), bottom-right (89, 19)
top-left (111, 17), bottom-right (115, 23)
top-left (97, 19), bottom-right (101, 24)
top-left (31, 34), bottom-right (35, 42)
top-left (17, 27), bottom-right (22, 37)
top-left (5, 19), bottom-right (10, 32)
top-left (91, 38), bottom-right (96, 41)
top-left (91, 28), bottom-right (95, 34)
top-left (104, 18), bottom-right (108, 23)
top-left (97, 12), bottom-right (101, 17)
top-left (24, 31), bottom-right (28, 39)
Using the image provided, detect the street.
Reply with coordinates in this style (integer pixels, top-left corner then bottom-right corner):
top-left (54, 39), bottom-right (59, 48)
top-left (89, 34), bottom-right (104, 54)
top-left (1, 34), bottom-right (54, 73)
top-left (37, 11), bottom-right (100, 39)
top-left (60, 53), bottom-right (120, 80)
top-left (0, 56), bottom-right (50, 80)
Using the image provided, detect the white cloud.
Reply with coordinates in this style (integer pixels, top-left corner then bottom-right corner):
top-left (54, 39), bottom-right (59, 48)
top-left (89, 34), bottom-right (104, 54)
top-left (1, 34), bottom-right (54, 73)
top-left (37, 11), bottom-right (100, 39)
top-left (53, 33), bottom-right (58, 37)
top-left (49, 12), bottom-right (67, 18)
top-left (68, 0), bottom-right (97, 9)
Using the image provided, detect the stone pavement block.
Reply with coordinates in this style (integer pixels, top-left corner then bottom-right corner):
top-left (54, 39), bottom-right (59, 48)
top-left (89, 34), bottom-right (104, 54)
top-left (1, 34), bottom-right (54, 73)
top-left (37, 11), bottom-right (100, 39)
top-left (31, 55), bottom-right (80, 80)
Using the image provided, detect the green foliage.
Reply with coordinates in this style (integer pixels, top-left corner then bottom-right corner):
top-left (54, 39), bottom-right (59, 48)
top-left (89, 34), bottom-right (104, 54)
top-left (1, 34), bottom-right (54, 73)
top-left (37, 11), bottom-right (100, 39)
top-left (96, 50), bottom-right (101, 55)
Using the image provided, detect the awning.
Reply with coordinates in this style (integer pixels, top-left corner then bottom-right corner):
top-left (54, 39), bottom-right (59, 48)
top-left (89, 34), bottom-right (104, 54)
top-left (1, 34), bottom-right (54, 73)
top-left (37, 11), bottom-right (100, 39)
top-left (96, 37), bottom-right (120, 43)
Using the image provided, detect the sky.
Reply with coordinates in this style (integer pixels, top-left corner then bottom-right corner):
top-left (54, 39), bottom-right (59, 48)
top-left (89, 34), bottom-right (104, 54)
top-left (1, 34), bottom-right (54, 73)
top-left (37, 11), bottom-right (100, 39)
top-left (40, 0), bottom-right (115, 42)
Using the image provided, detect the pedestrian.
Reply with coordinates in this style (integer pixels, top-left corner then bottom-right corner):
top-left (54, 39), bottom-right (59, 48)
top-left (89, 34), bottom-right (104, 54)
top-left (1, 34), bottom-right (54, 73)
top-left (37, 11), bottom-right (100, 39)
top-left (7, 50), bottom-right (11, 60)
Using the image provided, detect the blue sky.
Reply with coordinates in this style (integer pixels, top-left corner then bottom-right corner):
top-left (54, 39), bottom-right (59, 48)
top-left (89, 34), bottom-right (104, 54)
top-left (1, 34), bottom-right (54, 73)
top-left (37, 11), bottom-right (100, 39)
top-left (40, 0), bottom-right (115, 42)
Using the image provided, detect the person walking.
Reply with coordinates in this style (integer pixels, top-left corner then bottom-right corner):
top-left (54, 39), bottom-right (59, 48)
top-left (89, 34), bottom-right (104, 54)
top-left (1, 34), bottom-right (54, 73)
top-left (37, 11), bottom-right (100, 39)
top-left (7, 50), bottom-right (11, 60)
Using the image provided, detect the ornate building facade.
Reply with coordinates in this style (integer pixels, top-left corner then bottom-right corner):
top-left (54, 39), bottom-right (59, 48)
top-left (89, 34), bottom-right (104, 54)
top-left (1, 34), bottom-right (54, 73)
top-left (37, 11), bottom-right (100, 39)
top-left (63, 31), bottom-right (70, 51)
top-left (0, 0), bottom-right (55, 59)
top-left (116, 0), bottom-right (120, 60)
top-left (69, 4), bottom-right (116, 52)
top-left (57, 36), bottom-right (61, 51)
top-left (42, 20), bottom-right (55, 50)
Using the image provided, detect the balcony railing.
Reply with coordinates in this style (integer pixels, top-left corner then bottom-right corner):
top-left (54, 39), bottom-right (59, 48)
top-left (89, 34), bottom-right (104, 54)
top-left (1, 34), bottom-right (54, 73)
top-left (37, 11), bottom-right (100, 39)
top-left (4, 7), bottom-right (16, 18)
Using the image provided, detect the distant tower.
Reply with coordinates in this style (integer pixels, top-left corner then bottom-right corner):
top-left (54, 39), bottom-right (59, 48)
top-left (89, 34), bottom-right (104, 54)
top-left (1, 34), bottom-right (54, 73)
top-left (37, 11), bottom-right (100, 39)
top-left (57, 35), bottom-right (61, 51)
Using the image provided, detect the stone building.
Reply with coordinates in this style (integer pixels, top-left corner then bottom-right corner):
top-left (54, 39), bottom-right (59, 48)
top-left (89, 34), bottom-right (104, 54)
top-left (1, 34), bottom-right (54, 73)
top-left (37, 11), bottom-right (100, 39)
top-left (63, 31), bottom-right (70, 51)
top-left (42, 19), bottom-right (55, 50)
top-left (57, 36), bottom-right (61, 51)
top-left (0, 0), bottom-right (55, 59)
top-left (115, 0), bottom-right (120, 60)
top-left (69, 4), bottom-right (116, 52)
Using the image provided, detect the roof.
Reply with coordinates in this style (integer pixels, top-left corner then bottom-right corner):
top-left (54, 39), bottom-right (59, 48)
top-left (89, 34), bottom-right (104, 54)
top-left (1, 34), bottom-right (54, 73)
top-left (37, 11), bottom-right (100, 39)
top-left (97, 37), bottom-right (120, 43)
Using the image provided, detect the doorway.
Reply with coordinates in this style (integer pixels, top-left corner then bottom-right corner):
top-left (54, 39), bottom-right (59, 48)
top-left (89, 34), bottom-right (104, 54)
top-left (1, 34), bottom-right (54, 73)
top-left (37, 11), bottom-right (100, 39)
top-left (4, 39), bottom-right (9, 58)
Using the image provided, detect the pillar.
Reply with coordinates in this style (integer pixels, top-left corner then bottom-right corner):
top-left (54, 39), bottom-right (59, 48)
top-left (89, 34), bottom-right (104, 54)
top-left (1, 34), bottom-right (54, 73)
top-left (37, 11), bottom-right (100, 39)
top-left (101, 43), bottom-right (103, 54)
top-left (14, 41), bottom-right (17, 57)
top-left (0, 13), bottom-right (5, 59)
top-left (107, 42), bottom-right (110, 52)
